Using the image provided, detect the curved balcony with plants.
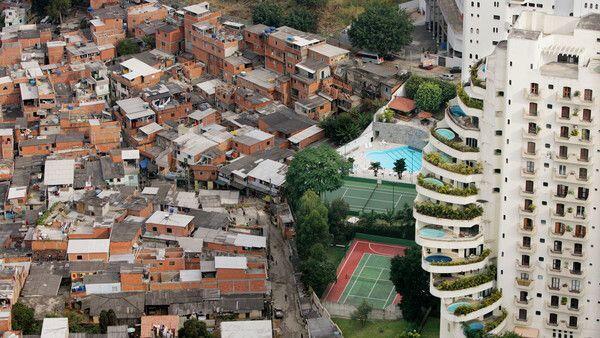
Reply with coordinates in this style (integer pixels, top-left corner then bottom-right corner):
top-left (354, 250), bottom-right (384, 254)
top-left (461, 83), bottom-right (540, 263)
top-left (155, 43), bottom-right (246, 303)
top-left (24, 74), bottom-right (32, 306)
top-left (430, 265), bottom-right (496, 298)
top-left (416, 174), bottom-right (479, 205)
top-left (457, 83), bottom-right (484, 111)
top-left (422, 152), bottom-right (483, 183)
top-left (416, 225), bottom-right (484, 249)
top-left (414, 201), bottom-right (483, 220)
top-left (423, 249), bottom-right (491, 273)
top-left (431, 128), bottom-right (480, 153)
top-left (443, 289), bottom-right (503, 322)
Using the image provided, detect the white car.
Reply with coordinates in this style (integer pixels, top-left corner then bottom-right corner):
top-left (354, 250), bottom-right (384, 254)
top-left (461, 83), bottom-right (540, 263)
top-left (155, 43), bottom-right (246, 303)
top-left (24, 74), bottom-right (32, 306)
top-left (440, 73), bottom-right (455, 80)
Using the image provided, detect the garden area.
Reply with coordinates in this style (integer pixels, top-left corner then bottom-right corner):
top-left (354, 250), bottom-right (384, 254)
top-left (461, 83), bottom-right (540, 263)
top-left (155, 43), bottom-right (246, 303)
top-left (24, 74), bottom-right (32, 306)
top-left (333, 317), bottom-right (440, 338)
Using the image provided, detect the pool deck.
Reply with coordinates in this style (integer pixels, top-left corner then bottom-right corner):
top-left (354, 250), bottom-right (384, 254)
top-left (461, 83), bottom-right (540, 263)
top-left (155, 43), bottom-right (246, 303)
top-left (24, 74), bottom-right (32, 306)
top-left (343, 140), bottom-right (421, 184)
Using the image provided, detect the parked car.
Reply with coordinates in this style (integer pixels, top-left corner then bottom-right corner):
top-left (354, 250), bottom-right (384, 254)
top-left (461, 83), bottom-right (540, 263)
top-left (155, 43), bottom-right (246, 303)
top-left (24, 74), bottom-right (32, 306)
top-left (439, 73), bottom-right (455, 80)
top-left (419, 64), bottom-right (435, 70)
top-left (448, 66), bottom-right (461, 74)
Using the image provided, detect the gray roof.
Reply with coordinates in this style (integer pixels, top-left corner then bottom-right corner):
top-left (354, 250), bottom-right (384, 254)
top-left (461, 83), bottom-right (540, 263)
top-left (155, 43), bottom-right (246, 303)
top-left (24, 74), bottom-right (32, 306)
top-left (110, 221), bottom-right (142, 242)
top-left (259, 107), bottom-right (314, 134)
top-left (220, 148), bottom-right (293, 177)
top-left (189, 210), bottom-right (230, 230)
top-left (577, 13), bottom-right (600, 31)
top-left (82, 292), bottom-right (145, 318)
top-left (100, 156), bottom-right (125, 180)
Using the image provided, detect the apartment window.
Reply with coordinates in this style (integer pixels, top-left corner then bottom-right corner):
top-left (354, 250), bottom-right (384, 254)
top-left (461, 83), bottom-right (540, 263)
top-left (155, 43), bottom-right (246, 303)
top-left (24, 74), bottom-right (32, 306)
top-left (167, 228), bottom-right (172, 233)
top-left (580, 148), bottom-right (589, 161)
top-left (558, 146), bottom-right (568, 158)
top-left (518, 309), bottom-right (527, 321)
top-left (561, 106), bottom-right (570, 118)
top-left (578, 167), bottom-right (588, 180)
top-left (530, 83), bottom-right (539, 95)
top-left (550, 295), bottom-right (559, 307)
top-left (549, 313), bottom-right (558, 325)
top-left (569, 316), bottom-right (578, 328)
top-left (526, 161), bottom-right (535, 173)
top-left (526, 142), bottom-right (536, 154)
top-left (583, 89), bottom-right (593, 101)
top-left (553, 241), bottom-right (562, 253)
top-left (571, 279), bottom-right (581, 292)
top-left (558, 165), bottom-right (566, 176)
top-left (76, 255), bottom-right (83, 260)
top-left (152, 227), bottom-right (157, 231)
top-left (582, 109), bottom-right (591, 122)
top-left (563, 86), bottom-right (571, 98)
top-left (552, 259), bottom-right (561, 270)
top-left (570, 298), bottom-right (579, 310)
top-left (529, 102), bottom-right (538, 115)
top-left (550, 277), bottom-right (560, 289)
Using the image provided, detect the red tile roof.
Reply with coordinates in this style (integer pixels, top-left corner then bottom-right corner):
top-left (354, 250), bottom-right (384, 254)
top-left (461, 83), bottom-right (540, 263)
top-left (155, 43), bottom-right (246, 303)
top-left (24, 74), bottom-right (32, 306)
top-left (388, 97), bottom-right (416, 113)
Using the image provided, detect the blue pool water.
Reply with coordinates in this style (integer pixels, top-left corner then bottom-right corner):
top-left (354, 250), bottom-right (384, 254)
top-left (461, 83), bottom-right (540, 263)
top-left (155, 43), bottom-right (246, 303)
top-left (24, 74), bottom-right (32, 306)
top-left (426, 255), bottom-right (452, 263)
top-left (366, 146), bottom-right (422, 171)
top-left (436, 128), bottom-right (456, 141)
top-left (469, 322), bottom-right (484, 331)
top-left (448, 301), bottom-right (470, 313)
top-left (419, 228), bottom-right (446, 238)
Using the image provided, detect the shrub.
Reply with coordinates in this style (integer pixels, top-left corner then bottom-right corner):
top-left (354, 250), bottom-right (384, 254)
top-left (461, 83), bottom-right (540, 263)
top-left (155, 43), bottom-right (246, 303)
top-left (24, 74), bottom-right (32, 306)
top-left (424, 152), bottom-right (483, 175)
top-left (415, 82), bottom-right (443, 112)
top-left (417, 174), bottom-right (479, 196)
top-left (470, 59), bottom-right (486, 89)
top-left (414, 201), bottom-right (483, 220)
top-left (436, 266), bottom-right (495, 291)
top-left (453, 289), bottom-right (502, 315)
top-left (484, 310), bottom-right (507, 332)
top-left (405, 75), bottom-right (456, 102)
top-left (457, 84), bottom-right (484, 110)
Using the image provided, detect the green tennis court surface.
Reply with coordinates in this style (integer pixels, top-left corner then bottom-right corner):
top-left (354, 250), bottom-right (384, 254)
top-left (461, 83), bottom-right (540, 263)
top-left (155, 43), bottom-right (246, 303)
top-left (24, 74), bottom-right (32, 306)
top-left (339, 253), bottom-right (397, 309)
top-left (323, 177), bottom-right (416, 214)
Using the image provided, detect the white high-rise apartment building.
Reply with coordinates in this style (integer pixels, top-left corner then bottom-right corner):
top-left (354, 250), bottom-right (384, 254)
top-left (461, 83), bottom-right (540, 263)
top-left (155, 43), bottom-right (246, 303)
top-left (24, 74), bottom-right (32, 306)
top-left (424, 0), bottom-right (600, 80)
top-left (415, 11), bottom-right (600, 338)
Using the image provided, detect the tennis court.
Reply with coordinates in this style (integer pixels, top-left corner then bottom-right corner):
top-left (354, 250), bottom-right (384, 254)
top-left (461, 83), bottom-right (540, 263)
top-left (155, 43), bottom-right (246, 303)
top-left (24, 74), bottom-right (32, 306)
top-left (322, 177), bottom-right (417, 214)
top-left (323, 236), bottom-right (409, 310)
top-left (339, 253), bottom-right (397, 309)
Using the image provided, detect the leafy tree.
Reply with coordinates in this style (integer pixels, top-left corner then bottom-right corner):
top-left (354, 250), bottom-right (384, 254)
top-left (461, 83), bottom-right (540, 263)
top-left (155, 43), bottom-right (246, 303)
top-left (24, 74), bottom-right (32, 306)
top-left (99, 309), bottom-right (117, 333)
top-left (285, 7), bottom-right (318, 33)
top-left (12, 303), bottom-right (41, 334)
top-left (393, 158), bottom-right (406, 179)
top-left (252, 1), bottom-right (283, 27)
top-left (351, 300), bottom-right (373, 326)
top-left (296, 190), bottom-right (330, 258)
top-left (328, 198), bottom-right (349, 242)
top-left (399, 330), bottom-right (421, 338)
top-left (369, 161), bottom-right (382, 177)
top-left (415, 82), bottom-right (442, 112)
top-left (142, 35), bottom-right (156, 49)
top-left (299, 243), bottom-right (337, 296)
top-left (348, 2), bottom-right (413, 56)
top-left (178, 318), bottom-right (210, 338)
top-left (390, 246), bottom-right (436, 322)
top-left (404, 76), bottom-right (426, 100)
top-left (117, 39), bottom-right (141, 56)
top-left (46, 0), bottom-right (71, 24)
top-left (285, 145), bottom-right (351, 204)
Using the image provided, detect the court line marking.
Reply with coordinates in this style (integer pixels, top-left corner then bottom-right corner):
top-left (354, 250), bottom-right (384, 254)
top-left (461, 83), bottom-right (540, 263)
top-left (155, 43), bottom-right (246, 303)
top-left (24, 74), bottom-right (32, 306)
top-left (324, 240), bottom-right (360, 300)
top-left (340, 186), bottom-right (349, 200)
top-left (345, 294), bottom-right (389, 302)
top-left (383, 283), bottom-right (397, 307)
top-left (342, 254), bottom-right (370, 304)
top-left (366, 268), bottom-right (385, 299)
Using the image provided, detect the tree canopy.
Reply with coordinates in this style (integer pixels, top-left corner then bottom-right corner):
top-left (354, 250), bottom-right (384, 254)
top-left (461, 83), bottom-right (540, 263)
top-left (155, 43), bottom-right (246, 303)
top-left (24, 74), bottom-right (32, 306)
top-left (117, 39), bottom-right (141, 56)
top-left (348, 2), bottom-right (413, 56)
top-left (296, 190), bottom-right (330, 258)
top-left (178, 318), bottom-right (210, 338)
top-left (12, 303), bottom-right (41, 334)
top-left (99, 309), bottom-right (117, 333)
top-left (285, 145), bottom-right (350, 203)
top-left (252, 1), bottom-right (284, 27)
top-left (393, 158), bottom-right (406, 179)
top-left (390, 246), bottom-right (437, 322)
top-left (299, 243), bottom-right (337, 295)
top-left (351, 300), bottom-right (373, 326)
top-left (415, 82), bottom-right (443, 113)
top-left (328, 198), bottom-right (350, 242)
top-left (46, 0), bottom-right (70, 23)
top-left (285, 7), bottom-right (318, 33)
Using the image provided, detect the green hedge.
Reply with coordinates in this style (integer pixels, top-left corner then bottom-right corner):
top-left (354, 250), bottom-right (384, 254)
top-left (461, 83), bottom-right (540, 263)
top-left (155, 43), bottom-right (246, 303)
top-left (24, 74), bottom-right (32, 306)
top-left (424, 152), bottom-right (483, 175)
top-left (414, 202), bottom-right (483, 220)
top-left (454, 289), bottom-right (502, 315)
top-left (344, 224), bottom-right (415, 243)
top-left (435, 266), bottom-right (495, 291)
top-left (457, 84), bottom-right (484, 110)
top-left (417, 174), bottom-right (479, 196)
top-left (354, 232), bottom-right (417, 247)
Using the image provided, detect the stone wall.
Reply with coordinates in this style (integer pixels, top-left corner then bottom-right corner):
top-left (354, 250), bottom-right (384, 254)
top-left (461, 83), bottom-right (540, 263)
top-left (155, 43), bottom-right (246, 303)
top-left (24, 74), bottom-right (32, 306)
top-left (372, 121), bottom-right (429, 149)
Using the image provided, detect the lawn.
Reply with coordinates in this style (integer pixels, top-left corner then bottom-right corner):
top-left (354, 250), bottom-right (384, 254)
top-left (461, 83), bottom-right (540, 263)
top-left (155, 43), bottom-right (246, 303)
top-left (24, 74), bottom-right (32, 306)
top-left (325, 245), bottom-right (347, 267)
top-left (332, 317), bottom-right (439, 338)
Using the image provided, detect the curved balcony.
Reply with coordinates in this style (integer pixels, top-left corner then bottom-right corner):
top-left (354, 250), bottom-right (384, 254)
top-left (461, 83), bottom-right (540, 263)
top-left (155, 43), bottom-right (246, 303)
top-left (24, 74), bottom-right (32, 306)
top-left (445, 108), bottom-right (480, 139)
top-left (421, 153), bottom-right (483, 183)
top-left (454, 90), bottom-right (483, 118)
top-left (513, 295), bottom-right (533, 309)
top-left (442, 293), bottom-right (503, 323)
top-left (422, 249), bottom-right (491, 274)
top-left (416, 184), bottom-right (479, 205)
top-left (430, 277), bottom-right (494, 299)
top-left (413, 203), bottom-right (482, 228)
top-left (429, 133), bottom-right (480, 162)
top-left (515, 278), bottom-right (534, 290)
top-left (416, 226), bottom-right (484, 249)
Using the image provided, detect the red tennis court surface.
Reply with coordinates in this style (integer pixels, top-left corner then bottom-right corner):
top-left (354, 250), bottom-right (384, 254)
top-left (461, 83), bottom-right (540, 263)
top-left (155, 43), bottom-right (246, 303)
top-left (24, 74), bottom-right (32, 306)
top-left (322, 239), bottom-right (407, 308)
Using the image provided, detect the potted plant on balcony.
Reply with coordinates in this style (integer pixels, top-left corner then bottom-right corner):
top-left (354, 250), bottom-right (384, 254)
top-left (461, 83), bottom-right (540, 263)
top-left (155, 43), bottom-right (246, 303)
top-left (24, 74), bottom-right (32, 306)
top-left (561, 297), bottom-right (568, 305)
top-left (526, 204), bottom-right (536, 212)
top-left (574, 90), bottom-right (580, 97)
top-left (567, 207), bottom-right (573, 213)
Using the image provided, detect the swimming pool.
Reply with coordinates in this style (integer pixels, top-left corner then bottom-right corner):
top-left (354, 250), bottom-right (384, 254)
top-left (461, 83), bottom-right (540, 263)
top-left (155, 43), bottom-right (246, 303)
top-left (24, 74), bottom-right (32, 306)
top-left (448, 301), bottom-right (471, 313)
top-left (468, 322), bottom-right (484, 331)
top-left (366, 146), bottom-right (422, 172)
top-left (419, 228), bottom-right (446, 238)
top-left (426, 255), bottom-right (452, 263)
top-left (435, 128), bottom-right (456, 141)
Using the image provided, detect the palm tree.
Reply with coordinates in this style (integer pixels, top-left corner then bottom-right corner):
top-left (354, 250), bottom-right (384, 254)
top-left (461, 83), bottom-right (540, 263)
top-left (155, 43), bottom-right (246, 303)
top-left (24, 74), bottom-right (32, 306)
top-left (369, 161), bottom-right (382, 177)
top-left (393, 158), bottom-right (407, 179)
